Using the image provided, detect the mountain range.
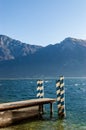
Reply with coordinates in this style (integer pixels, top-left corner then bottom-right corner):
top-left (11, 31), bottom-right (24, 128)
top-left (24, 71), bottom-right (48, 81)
top-left (0, 35), bottom-right (86, 78)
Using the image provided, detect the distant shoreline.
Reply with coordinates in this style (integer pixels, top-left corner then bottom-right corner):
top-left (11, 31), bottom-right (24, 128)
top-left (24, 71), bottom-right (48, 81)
top-left (0, 77), bottom-right (86, 80)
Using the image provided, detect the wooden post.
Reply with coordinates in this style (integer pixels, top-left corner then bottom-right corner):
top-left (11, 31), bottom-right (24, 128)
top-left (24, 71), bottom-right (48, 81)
top-left (37, 80), bottom-right (44, 98)
top-left (50, 103), bottom-right (53, 118)
top-left (56, 76), bottom-right (66, 118)
top-left (60, 76), bottom-right (65, 118)
top-left (39, 104), bottom-right (43, 117)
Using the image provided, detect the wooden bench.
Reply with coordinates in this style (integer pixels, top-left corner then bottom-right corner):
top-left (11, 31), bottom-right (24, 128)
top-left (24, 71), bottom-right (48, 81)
top-left (0, 98), bottom-right (56, 127)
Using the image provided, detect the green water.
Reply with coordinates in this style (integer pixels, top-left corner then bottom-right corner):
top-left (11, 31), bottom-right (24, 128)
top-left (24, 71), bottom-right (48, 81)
top-left (0, 118), bottom-right (86, 130)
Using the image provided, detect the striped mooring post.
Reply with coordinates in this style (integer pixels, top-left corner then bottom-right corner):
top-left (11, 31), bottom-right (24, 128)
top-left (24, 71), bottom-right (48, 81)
top-left (37, 80), bottom-right (44, 98)
top-left (56, 76), bottom-right (66, 118)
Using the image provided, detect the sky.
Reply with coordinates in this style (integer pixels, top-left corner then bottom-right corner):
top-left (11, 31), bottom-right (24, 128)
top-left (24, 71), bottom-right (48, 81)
top-left (0, 0), bottom-right (86, 46)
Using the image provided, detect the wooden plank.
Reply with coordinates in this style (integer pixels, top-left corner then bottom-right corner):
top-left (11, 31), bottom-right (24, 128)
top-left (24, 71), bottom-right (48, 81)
top-left (0, 98), bottom-right (56, 127)
top-left (0, 98), bottom-right (56, 111)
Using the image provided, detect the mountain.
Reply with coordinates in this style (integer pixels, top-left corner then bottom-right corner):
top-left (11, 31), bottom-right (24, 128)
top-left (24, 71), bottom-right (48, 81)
top-left (0, 35), bottom-right (42, 61)
top-left (0, 35), bottom-right (86, 78)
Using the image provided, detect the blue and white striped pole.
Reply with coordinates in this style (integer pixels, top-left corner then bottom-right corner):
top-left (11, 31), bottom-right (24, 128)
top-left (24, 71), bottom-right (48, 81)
top-left (60, 76), bottom-right (65, 118)
top-left (56, 79), bottom-right (61, 117)
top-left (37, 80), bottom-right (44, 115)
top-left (56, 76), bottom-right (65, 118)
top-left (37, 80), bottom-right (44, 98)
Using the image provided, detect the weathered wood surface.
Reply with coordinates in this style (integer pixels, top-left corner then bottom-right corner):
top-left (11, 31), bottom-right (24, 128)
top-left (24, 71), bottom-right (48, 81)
top-left (0, 98), bottom-right (56, 111)
top-left (0, 106), bottom-right (39, 127)
top-left (0, 98), bottom-right (56, 127)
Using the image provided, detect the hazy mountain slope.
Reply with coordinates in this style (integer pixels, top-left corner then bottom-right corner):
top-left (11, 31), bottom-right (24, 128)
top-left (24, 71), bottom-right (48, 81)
top-left (0, 35), bottom-right (86, 78)
top-left (0, 35), bottom-right (42, 61)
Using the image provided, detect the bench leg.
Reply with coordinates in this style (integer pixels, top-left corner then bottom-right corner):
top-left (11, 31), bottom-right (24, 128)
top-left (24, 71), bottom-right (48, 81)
top-left (50, 103), bottom-right (53, 118)
top-left (39, 105), bottom-right (43, 117)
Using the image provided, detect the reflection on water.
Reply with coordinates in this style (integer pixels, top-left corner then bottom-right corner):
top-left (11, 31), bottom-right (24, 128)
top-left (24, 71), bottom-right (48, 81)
top-left (0, 119), bottom-right (64, 130)
top-left (1, 119), bottom-right (86, 130)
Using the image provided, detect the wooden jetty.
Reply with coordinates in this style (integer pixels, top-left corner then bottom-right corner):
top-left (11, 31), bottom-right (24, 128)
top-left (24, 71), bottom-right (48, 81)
top-left (0, 98), bottom-right (56, 127)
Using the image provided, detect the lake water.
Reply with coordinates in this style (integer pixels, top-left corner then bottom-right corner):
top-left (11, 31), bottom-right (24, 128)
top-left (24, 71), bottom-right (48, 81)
top-left (0, 78), bottom-right (86, 130)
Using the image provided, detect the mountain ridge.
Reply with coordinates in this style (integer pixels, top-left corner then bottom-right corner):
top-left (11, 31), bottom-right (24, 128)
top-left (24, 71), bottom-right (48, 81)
top-left (0, 34), bottom-right (86, 78)
top-left (0, 35), bottom-right (42, 61)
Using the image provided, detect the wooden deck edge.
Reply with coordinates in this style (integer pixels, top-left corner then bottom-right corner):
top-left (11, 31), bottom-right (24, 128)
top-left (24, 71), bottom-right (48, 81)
top-left (0, 98), bottom-right (56, 127)
top-left (0, 98), bottom-right (56, 111)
